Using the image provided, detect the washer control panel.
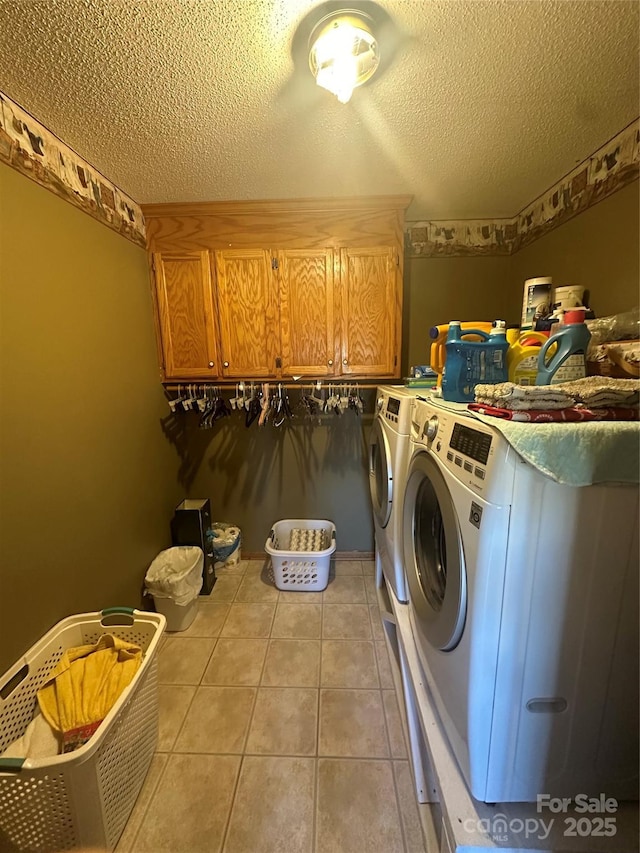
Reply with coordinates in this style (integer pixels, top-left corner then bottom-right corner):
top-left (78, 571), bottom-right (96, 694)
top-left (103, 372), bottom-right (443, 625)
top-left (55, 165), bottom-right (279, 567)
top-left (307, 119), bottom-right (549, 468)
top-left (410, 398), bottom-right (512, 501)
top-left (432, 412), bottom-right (498, 495)
top-left (384, 396), bottom-right (400, 424)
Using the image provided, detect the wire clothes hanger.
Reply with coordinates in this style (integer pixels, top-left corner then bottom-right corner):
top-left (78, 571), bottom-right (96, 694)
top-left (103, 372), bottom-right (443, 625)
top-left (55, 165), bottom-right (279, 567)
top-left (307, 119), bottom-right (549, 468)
top-left (166, 380), bottom-right (368, 426)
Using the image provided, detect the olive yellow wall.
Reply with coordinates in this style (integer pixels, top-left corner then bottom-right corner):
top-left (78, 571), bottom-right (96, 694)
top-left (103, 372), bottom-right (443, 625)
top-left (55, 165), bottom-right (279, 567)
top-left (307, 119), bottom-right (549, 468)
top-left (403, 255), bottom-right (513, 370)
top-left (508, 180), bottom-right (640, 320)
top-left (0, 164), bottom-right (181, 672)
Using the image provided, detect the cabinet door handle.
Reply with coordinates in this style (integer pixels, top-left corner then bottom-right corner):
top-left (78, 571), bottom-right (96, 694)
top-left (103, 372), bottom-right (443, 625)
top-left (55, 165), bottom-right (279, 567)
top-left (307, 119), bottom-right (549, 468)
top-left (223, 361), bottom-right (229, 368)
top-left (328, 359), bottom-right (333, 366)
top-left (208, 361), bottom-right (214, 368)
top-left (342, 358), bottom-right (348, 365)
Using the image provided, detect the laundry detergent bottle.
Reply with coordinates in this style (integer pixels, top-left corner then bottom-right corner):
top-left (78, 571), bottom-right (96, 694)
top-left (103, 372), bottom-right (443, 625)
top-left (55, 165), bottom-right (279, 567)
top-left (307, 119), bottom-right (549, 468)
top-left (442, 320), bottom-right (509, 402)
top-left (429, 321), bottom-right (493, 387)
top-left (507, 331), bottom-right (548, 386)
top-left (536, 309), bottom-right (591, 385)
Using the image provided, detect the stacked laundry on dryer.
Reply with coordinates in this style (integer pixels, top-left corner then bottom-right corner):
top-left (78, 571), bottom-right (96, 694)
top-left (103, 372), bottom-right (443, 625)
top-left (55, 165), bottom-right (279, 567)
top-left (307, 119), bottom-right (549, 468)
top-left (472, 377), bottom-right (640, 421)
top-left (474, 376), bottom-right (639, 409)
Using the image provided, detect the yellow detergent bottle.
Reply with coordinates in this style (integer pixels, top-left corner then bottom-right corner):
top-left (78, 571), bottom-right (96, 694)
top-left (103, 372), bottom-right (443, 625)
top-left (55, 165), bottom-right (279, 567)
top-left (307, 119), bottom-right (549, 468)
top-left (507, 330), bottom-right (548, 385)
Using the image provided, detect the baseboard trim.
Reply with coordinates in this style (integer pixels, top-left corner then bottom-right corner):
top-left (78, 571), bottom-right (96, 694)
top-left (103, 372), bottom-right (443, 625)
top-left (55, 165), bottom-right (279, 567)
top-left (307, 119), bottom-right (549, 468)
top-left (335, 551), bottom-right (375, 561)
top-left (242, 550), bottom-right (374, 561)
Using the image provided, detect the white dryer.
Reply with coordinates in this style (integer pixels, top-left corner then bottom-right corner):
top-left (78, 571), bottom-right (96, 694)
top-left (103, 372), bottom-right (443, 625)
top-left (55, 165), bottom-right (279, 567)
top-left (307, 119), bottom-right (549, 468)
top-left (368, 385), bottom-right (422, 602)
top-left (403, 396), bottom-right (639, 803)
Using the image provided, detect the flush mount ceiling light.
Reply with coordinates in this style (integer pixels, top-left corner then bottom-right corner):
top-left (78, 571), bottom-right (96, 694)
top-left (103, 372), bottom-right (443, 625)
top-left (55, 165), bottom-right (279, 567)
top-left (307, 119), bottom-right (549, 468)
top-left (308, 10), bottom-right (380, 104)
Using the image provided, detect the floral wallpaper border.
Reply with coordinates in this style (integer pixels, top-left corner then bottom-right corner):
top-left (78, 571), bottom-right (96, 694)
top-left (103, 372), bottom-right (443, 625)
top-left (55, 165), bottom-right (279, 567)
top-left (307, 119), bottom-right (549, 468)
top-left (407, 120), bottom-right (640, 258)
top-left (0, 92), bottom-right (145, 248)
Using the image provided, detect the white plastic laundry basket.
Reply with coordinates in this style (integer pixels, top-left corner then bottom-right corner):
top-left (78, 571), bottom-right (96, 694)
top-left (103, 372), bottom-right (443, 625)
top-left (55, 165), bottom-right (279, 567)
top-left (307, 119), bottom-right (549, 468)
top-left (265, 519), bottom-right (336, 592)
top-left (0, 607), bottom-right (165, 853)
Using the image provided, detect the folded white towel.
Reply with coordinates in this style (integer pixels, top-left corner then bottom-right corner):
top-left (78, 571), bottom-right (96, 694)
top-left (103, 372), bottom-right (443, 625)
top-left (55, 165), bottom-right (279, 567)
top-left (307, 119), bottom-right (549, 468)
top-left (1, 709), bottom-right (60, 760)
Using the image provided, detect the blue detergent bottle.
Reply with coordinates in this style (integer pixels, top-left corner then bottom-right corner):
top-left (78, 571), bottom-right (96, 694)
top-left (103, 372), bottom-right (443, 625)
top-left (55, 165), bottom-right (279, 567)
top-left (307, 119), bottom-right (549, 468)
top-left (442, 320), bottom-right (510, 402)
top-left (536, 309), bottom-right (591, 385)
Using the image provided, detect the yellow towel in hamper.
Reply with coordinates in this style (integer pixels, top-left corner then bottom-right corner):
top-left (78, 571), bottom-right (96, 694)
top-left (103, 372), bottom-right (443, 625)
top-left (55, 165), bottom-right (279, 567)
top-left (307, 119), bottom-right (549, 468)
top-left (37, 633), bottom-right (142, 753)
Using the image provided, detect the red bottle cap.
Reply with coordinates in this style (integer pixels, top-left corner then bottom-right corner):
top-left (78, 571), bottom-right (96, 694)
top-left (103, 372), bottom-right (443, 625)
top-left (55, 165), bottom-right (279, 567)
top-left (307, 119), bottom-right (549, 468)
top-left (564, 309), bottom-right (587, 324)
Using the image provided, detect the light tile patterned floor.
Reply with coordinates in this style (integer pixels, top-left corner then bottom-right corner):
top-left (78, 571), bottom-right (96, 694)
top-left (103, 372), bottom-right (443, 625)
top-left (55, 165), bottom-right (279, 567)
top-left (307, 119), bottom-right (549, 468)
top-left (116, 560), bottom-right (428, 853)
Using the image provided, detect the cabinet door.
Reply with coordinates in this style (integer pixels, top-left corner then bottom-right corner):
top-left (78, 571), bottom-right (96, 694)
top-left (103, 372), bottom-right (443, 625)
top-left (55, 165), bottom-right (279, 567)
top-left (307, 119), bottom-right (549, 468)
top-left (152, 251), bottom-right (218, 379)
top-left (214, 249), bottom-right (279, 378)
top-left (278, 249), bottom-right (336, 376)
top-left (339, 246), bottom-right (399, 376)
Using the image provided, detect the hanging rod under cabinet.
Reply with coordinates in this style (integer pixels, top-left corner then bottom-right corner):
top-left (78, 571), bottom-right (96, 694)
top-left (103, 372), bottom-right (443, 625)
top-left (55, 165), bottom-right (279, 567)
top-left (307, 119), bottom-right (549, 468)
top-left (163, 379), bottom-right (376, 423)
top-left (162, 381), bottom-right (382, 390)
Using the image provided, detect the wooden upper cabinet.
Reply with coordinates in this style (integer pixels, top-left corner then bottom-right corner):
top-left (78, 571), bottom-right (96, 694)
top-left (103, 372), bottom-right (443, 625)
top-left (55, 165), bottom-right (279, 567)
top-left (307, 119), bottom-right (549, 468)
top-left (277, 249), bottom-right (336, 376)
top-left (152, 251), bottom-right (218, 379)
top-left (143, 196), bottom-right (411, 381)
top-left (339, 246), bottom-right (399, 376)
top-left (214, 249), bottom-right (279, 378)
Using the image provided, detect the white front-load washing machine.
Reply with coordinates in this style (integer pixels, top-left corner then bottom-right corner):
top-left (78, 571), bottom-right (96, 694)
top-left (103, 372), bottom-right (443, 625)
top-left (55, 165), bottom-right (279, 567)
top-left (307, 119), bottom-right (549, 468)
top-left (368, 385), bottom-right (422, 602)
top-left (403, 396), bottom-right (639, 803)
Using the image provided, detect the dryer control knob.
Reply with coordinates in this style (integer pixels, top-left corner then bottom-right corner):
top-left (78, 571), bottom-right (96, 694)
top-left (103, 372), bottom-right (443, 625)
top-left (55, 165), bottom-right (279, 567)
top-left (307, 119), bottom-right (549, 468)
top-left (376, 396), bottom-right (384, 412)
top-left (425, 415), bottom-right (439, 441)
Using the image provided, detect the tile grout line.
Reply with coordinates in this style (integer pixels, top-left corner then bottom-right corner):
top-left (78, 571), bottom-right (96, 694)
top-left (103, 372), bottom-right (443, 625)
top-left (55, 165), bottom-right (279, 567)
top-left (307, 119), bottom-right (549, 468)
top-left (391, 758), bottom-right (412, 853)
top-left (369, 571), bottom-right (412, 853)
top-left (369, 564), bottom-right (416, 853)
top-left (384, 688), bottom-right (412, 852)
top-left (218, 561), bottom-right (273, 853)
top-left (234, 559), bottom-right (279, 749)
top-left (124, 735), bottom-right (172, 851)
top-left (218, 753), bottom-right (246, 853)
top-left (313, 558), bottom-right (331, 853)
top-left (225, 556), bottom-right (319, 851)
top-left (152, 750), bottom-right (403, 762)
top-left (165, 678), bottom-right (204, 754)
top-left (149, 567), bottom-right (257, 844)
top-left (121, 588), bottom-right (218, 851)
top-left (313, 750), bottom-right (320, 853)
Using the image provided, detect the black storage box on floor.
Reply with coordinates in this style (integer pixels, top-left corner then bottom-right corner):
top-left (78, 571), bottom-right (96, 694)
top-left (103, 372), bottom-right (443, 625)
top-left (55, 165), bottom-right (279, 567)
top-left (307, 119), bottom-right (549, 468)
top-left (170, 498), bottom-right (216, 594)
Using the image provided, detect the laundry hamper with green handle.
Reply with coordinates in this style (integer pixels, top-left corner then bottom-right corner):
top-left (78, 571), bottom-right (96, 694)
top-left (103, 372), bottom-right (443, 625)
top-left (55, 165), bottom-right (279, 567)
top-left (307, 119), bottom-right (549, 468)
top-left (0, 608), bottom-right (165, 853)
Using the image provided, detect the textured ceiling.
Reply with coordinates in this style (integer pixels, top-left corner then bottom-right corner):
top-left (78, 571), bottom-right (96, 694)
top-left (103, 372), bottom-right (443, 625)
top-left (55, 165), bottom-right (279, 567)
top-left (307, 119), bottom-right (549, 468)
top-left (0, 0), bottom-right (638, 219)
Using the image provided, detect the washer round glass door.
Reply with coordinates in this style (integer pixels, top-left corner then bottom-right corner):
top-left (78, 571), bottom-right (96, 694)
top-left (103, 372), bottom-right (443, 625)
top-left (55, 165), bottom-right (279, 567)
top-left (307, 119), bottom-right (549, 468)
top-left (403, 450), bottom-right (467, 651)
top-left (369, 417), bottom-right (393, 528)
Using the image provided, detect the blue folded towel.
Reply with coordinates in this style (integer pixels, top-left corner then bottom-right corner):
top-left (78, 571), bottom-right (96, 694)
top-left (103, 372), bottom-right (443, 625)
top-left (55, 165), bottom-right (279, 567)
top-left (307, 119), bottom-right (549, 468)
top-left (470, 413), bottom-right (639, 486)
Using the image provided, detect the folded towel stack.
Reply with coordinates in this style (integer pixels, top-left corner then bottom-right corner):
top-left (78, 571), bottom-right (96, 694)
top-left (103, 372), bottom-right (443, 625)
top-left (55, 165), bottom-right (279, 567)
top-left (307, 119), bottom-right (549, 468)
top-left (475, 377), bottom-right (640, 411)
top-left (289, 528), bottom-right (327, 552)
top-left (559, 376), bottom-right (640, 407)
top-left (474, 382), bottom-right (573, 411)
